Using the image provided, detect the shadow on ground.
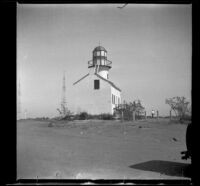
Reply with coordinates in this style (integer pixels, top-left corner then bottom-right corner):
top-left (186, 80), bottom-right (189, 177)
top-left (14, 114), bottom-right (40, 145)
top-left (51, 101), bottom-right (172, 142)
top-left (129, 160), bottom-right (191, 178)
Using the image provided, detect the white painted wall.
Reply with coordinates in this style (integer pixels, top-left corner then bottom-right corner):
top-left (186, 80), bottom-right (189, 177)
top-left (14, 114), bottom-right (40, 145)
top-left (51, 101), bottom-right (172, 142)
top-left (71, 73), bottom-right (112, 115)
top-left (97, 66), bottom-right (109, 79)
top-left (111, 86), bottom-right (121, 114)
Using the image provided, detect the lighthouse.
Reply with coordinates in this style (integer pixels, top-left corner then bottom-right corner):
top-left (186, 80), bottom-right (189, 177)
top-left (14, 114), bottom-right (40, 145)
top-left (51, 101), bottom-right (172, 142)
top-left (88, 46), bottom-right (112, 80)
top-left (72, 46), bottom-right (121, 115)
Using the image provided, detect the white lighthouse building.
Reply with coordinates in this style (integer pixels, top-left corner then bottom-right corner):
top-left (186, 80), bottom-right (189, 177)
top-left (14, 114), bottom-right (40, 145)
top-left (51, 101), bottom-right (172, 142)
top-left (72, 46), bottom-right (121, 115)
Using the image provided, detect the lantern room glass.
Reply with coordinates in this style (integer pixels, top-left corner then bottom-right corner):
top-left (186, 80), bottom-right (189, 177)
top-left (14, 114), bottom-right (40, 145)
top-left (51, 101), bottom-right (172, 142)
top-left (101, 59), bottom-right (105, 65)
top-left (97, 59), bottom-right (101, 65)
top-left (97, 51), bottom-right (101, 56)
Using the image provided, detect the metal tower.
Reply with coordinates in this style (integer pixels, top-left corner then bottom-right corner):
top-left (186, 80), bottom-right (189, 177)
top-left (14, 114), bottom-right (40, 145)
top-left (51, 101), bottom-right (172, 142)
top-left (61, 72), bottom-right (67, 117)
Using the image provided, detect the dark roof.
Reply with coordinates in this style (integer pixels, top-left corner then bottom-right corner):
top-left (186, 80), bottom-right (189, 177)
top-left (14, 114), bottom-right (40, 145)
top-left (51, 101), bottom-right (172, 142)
top-left (93, 46), bottom-right (107, 52)
top-left (95, 73), bottom-right (121, 92)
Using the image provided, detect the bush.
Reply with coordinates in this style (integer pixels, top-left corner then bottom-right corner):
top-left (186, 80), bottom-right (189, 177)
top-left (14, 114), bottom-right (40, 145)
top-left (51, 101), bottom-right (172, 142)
top-left (62, 114), bottom-right (74, 121)
top-left (114, 100), bottom-right (145, 121)
top-left (87, 114), bottom-right (101, 120)
top-left (78, 112), bottom-right (89, 120)
top-left (182, 114), bottom-right (191, 121)
top-left (68, 113), bottom-right (117, 120)
top-left (100, 113), bottom-right (114, 120)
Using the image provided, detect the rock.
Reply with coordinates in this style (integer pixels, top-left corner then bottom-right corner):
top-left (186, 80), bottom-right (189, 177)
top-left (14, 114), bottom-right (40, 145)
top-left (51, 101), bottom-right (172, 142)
top-left (172, 137), bottom-right (178, 141)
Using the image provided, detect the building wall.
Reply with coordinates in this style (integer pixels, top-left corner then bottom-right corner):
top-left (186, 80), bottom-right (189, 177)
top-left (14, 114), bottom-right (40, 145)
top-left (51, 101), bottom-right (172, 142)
top-left (72, 74), bottom-right (112, 115)
top-left (111, 86), bottom-right (121, 114)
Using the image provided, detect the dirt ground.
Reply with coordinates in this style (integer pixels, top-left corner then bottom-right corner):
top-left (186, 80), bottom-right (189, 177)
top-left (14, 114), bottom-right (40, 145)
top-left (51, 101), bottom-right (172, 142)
top-left (17, 118), bottom-right (191, 180)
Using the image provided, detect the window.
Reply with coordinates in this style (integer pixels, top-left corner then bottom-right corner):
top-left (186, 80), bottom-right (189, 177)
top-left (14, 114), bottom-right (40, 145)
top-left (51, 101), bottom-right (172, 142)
top-left (112, 94), bottom-right (116, 104)
top-left (112, 94), bottom-right (114, 104)
top-left (94, 80), bottom-right (100, 89)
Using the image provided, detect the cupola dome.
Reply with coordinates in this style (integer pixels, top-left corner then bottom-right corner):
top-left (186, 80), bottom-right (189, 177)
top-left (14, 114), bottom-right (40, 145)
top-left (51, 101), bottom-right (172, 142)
top-left (93, 46), bottom-right (107, 52)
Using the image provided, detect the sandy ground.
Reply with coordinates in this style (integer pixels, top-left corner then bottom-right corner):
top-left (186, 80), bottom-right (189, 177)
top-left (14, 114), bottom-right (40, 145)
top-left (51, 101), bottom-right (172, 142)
top-left (17, 118), bottom-right (191, 180)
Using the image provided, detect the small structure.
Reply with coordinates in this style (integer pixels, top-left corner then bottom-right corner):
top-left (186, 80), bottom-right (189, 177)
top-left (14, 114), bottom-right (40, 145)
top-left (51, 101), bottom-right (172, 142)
top-left (151, 110), bottom-right (155, 118)
top-left (114, 100), bottom-right (145, 121)
top-left (156, 110), bottom-right (159, 119)
top-left (72, 46), bottom-right (122, 115)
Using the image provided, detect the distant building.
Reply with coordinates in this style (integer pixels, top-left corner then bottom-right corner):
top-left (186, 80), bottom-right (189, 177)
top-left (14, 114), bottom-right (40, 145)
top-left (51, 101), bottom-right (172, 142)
top-left (72, 46), bottom-right (122, 115)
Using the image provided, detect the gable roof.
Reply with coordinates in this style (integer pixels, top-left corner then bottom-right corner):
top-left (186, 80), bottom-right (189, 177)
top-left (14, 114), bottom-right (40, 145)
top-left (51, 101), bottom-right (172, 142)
top-left (73, 72), bottom-right (121, 92)
top-left (95, 73), bottom-right (121, 92)
top-left (73, 73), bottom-right (90, 85)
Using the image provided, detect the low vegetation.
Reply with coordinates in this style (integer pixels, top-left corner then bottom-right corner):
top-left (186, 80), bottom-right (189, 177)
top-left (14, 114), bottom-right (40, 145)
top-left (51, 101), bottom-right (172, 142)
top-left (61, 111), bottom-right (114, 121)
top-left (165, 96), bottom-right (191, 123)
top-left (49, 96), bottom-right (191, 123)
top-left (114, 100), bottom-right (146, 121)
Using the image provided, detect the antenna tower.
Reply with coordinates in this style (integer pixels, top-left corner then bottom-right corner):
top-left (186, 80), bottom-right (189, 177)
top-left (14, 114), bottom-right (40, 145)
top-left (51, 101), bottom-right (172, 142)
top-left (61, 72), bottom-right (67, 117)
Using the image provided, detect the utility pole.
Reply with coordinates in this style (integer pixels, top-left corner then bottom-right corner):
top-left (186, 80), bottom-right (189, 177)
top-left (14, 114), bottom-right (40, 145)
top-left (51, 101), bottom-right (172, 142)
top-left (157, 110), bottom-right (159, 120)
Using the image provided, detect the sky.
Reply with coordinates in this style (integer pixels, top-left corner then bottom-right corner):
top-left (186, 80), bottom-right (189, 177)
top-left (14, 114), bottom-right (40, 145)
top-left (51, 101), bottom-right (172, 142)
top-left (17, 4), bottom-right (191, 118)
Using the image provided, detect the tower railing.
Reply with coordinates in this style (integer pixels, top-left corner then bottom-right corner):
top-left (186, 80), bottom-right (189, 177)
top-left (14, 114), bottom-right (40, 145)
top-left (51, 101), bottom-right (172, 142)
top-left (88, 60), bottom-right (112, 68)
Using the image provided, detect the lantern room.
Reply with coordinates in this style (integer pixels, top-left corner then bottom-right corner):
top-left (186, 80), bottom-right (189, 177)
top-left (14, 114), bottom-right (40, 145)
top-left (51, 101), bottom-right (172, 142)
top-left (93, 46), bottom-right (107, 66)
top-left (88, 46), bottom-right (112, 79)
top-left (88, 46), bottom-right (112, 69)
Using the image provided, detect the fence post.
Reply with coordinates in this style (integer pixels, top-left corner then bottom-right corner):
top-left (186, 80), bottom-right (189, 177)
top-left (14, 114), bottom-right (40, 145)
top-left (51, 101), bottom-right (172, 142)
top-left (132, 111), bottom-right (135, 122)
top-left (157, 110), bottom-right (159, 120)
top-left (121, 110), bottom-right (124, 122)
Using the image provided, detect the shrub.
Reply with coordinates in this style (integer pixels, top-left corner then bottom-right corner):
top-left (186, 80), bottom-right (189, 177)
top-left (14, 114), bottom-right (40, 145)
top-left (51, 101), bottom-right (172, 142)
top-left (87, 114), bottom-right (101, 120)
top-left (79, 112), bottom-right (89, 120)
top-left (62, 114), bottom-right (74, 121)
top-left (100, 113), bottom-right (114, 120)
top-left (181, 114), bottom-right (191, 121)
top-left (166, 96), bottom-right (190, 123)
top-left (114, 100), bottom-right (145, 121)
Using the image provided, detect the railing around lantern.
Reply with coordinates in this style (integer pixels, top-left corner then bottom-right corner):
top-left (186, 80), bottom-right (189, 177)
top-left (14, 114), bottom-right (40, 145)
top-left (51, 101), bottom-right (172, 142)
top-left (88, 60), bottom-right (112, 68)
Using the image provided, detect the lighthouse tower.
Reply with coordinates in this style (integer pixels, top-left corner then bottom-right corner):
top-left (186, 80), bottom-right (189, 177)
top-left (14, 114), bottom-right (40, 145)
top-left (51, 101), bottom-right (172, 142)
top-left (72, 45), bottom-right (121, 115)
top-left (88, 46), bottom-right (112, 79)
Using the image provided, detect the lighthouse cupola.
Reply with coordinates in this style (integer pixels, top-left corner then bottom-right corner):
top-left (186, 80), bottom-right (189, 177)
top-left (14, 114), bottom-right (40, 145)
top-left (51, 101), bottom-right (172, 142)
top-left (88, 46), bottom-right (112, 79)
